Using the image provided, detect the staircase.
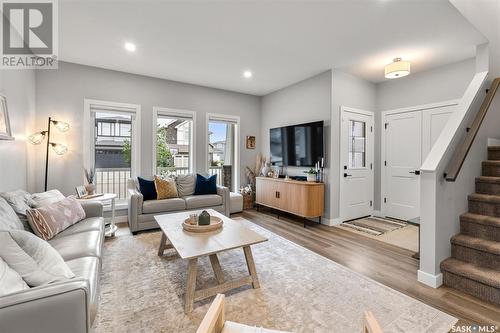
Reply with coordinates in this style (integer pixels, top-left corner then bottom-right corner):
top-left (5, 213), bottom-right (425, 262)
top-left (441, 146), bottom-right (500, 305)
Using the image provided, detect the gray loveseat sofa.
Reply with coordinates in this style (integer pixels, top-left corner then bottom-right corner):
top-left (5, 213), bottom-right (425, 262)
top-left (127, 175), bottom-right (230, 234)
top-left (0, 197), bottom-right (104, 333)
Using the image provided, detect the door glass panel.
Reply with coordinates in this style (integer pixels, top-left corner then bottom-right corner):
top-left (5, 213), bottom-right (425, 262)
top-left (348, 120), bottom-right (366, 168)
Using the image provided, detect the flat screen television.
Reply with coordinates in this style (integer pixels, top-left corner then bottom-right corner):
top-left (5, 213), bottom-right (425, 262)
top-left (270, 121), bottom-right (324, 167)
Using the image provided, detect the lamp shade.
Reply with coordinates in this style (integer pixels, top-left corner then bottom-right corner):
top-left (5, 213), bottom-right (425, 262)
top-left (384, 58), bottom-right (410, 79)
top-left (50, 143), bottom-right (68, 155)
top-left (28, 131), bottom-right (46, 145)
top-left (52, 120), bottom-right (70, 132)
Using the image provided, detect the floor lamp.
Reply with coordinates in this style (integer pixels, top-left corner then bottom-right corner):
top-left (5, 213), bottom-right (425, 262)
top-left (28, 117), bottom-right (69, 191)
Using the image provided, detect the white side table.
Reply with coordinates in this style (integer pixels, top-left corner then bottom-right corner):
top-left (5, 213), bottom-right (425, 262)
top-left (77, 193), bottom-right (117, 237)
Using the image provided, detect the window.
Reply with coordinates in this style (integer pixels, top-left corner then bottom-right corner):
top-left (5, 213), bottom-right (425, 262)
top-left (153, 108), bottom-right (195, 176)
top-left (348, 120), bottom-right (366, 168)
top-left (84, 99), bottom-right (141, 204)
top-left (207, 114), bottom-right (240, 191)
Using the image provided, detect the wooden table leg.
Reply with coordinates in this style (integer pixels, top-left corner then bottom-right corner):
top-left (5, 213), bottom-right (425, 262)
top-left (185, 258), bottom-right (198, 313)
top-left (243, 246), bottom-right (260, 289)
top-left (209, 254), bottom-right (225, 284)
top-left (158, 232), bottom-right (167, 256)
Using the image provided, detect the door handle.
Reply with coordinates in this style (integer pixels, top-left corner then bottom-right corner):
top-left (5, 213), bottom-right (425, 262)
top-left (409, 170), bottom-right (421, 175)
top-left (344, 173), bottom-right (352, 178)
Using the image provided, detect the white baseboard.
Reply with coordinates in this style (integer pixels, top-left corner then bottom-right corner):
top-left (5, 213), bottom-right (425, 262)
top-left (417, 270), bottom-right (443, 288)
top-left (320, 217), bottom-right (342, 226)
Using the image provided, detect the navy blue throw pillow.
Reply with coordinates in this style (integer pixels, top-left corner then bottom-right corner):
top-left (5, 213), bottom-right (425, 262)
top-left (194, 174), bottom-right (217, 195)
top-left (137, 177), bottom-right (157, 201)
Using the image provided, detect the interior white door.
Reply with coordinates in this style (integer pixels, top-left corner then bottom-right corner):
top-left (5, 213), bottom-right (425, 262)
top-left (384, 111), bottom-right (422, 220)
top-left (340, 108), bottom-right (374, 221)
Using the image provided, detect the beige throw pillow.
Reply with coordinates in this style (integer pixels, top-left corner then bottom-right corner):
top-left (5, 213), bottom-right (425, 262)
top-left (175, 174), bottom-right (196, 197)
top-left (0, 257), bottom-right (29, 296)
top-left (26, 196), bottom-right (86, 240)
top-left (0, 230), bottom-right (74, 287)
top-left (154, 175), bottom-right (178, 200)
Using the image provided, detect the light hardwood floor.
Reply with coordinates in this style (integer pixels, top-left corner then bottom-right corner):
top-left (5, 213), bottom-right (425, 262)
top-left (238, 208), bottom-right (500, 328)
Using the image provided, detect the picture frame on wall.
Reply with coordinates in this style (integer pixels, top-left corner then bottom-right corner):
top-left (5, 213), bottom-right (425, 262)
top-left (0, 95), bottom-right (14, 140)
top-left (246, 135), bottom-right (256, 149)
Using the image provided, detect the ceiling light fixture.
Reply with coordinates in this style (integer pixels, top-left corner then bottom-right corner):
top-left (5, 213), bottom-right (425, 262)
top-left (243, 70), bottom-right (253, 79)
top-left (385, 58), bottom-right (410, 79)
top-left (124, 42), bottom-right (136, 52)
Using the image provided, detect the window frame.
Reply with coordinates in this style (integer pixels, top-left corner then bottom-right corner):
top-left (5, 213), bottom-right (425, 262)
top-left (83, 98), bottom-right (142, 185)
top-left (206, 113), bottom-right (240, 192)
top-left (152, 107), bottom-right (197, 176)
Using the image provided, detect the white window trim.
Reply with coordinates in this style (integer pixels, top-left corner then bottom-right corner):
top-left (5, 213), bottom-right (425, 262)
top-left (83, 98), bottom-right (141, 180)
top-left (152, 107), bottom-right (197, 175)
top-left (206, 113), bottom-right (240, 191)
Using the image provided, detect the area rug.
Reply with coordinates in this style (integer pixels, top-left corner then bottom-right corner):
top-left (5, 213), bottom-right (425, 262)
top-left (342, 217), bottom-right (406, 236)
top-left (338, 218), bottom-right (419, 252)
top-left (92, 218), bottom-right (456, 333)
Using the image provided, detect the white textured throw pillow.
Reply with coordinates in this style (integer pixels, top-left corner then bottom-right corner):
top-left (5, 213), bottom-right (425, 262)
top-left (30, 189), bottom-right (65, 208)
top-left (0, 230), bottom-right (74, 286)
top-left (0, 257), bottom-right (29, 296)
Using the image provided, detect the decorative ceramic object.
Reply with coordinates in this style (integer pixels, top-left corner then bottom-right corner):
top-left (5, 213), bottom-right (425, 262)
top-left (188, 213), bottom-right (198, 225)
top-left (198, 210), bottom-right (211, 226)
top-left (306, 174), bottom-right (316, 182)
top-left (84, 184), bottom-right (96, 195)
top-left (261, 162), bottom-right (271, 177)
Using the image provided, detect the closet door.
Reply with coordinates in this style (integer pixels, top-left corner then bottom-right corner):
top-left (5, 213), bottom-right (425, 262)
top-left (384, 111), bottom-right (422, 220)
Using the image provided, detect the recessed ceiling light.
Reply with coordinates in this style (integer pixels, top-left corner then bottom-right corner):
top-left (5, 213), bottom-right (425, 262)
top-left (243, 70), bottom-right (252, 78)
top-left (124, 42), bottom-right (136, 52)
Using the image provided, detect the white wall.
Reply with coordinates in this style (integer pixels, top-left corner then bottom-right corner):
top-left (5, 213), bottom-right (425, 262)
top-left (260, 71), bottom-right (332, 217)
top-left (376, 58), bottom-right (476, 111)
top-left (260, 69), bottom-right (377, 221)
top-left (0, 70), bottom-right (36, 192)
top-left (450, 0), bottom-right (500, 79)
top-left (34, 61), bottom-right (261, 195)
top-left (331, 69), bottom-right (377, 219)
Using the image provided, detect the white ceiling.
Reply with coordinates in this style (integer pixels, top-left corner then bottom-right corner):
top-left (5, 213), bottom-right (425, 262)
top-left (59, 0), bottom-right (486, 96)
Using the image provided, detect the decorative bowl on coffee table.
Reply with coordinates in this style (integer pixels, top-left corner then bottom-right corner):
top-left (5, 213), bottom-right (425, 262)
top-left (182, 216), bottom-right (223, 233)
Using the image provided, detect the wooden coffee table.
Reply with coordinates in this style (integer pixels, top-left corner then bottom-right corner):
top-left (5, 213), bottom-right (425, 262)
top-left (155, 209), bottom-right (268, 313)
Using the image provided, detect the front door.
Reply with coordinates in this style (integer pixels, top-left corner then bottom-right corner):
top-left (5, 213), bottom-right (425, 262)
top-left (340, 108), bottom-right (374, 221)
top-left (384, 111), bottom-right (422, 220)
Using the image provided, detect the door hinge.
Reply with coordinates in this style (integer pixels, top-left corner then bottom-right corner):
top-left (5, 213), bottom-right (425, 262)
top-left (384, 197), bottom-right (387, 203)
top-left (384, 160), bottom-right (387, 166)
top-left (370, 163), bottom-right (373, 170)
top-left (384, 122), bottom-right (388, 129)
top-left (370, 200), bottom-right (373, 207)
top-left (370, 126), bottom-right (373, 132)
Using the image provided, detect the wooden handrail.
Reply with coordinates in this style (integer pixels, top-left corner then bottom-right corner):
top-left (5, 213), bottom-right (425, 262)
top-left (445, 78), bottom-right (500, 182)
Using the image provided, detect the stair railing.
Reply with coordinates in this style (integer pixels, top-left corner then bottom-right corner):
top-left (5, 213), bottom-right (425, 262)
top-left (444, 78), bottom-right (500, 182)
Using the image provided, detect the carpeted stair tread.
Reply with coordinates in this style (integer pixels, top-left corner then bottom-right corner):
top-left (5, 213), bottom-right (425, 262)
top-left (476, 176), bottom-right (500, 184)
top-left (468, 193), bottom-right (500, 204)
top-left (461, 213), bottom-right (500, 228)
top-left (483, 160), bottom-right (500, 166)
top-left (451, 234), bottom-right (500, 256)
top-left (441, 258), bottom-right (500, 288)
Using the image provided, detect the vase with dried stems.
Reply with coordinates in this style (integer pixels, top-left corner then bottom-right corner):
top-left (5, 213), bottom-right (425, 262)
top-left (245, 153), bottom-right (264, 191)
top-left (84, 168), bottom-right (96, 195)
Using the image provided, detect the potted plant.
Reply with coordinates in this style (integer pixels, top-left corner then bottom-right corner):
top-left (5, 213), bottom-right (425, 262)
top-left (304, 168), bottom-right (318, 182)
top-left (84, 168), bottom-right (96, 195)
